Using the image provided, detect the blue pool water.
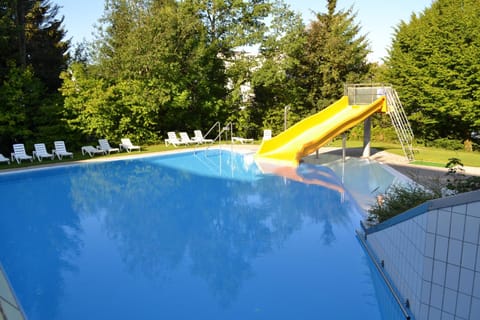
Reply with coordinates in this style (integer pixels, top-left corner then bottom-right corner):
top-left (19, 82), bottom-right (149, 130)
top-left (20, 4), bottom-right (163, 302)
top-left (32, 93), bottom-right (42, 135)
top-left (0, 150), bottom-right (405, 319)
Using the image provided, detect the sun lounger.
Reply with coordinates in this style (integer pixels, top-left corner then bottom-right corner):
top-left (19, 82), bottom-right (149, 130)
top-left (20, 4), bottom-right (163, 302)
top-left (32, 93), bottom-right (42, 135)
top-left (0, 153), bottom-right (10, 164)
top-left (11, 144), bottom-right (33, 163)
top-left (232, 137), bottom-right (254, 144)
top-left (52, 141), bottom-right (73, 160)
top-left (119, 138), bottom-right (141, 152)
top-left (263, 129), bottom-right (272, 141)
top-left (165, 132), bottom-right (185, 147)
top-left (192, 130), bottom-right (214, 144)
top-left (33, 143), bottom-right (55, 161)
top-left (179, 132), bottom-right (197, 145)
top-left (98, 139), bottom-right (120, 154)
top-left (81, 146), bottom-right (106, 157)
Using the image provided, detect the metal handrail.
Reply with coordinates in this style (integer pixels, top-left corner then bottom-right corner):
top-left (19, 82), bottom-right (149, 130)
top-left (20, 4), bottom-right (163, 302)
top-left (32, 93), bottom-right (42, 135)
top-left (204, 121), bottom-right (234, 144)
top-left (204, 121), bottom-right (221, 143)
top-left (344, 83), bottom-right (415, 161)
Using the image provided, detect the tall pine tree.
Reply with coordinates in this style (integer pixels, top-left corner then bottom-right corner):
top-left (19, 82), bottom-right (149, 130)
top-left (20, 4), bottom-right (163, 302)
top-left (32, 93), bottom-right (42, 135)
top-left (297, 0), bottom-right (371, 111)
top-left (0, 0), bottom-right (70, 153)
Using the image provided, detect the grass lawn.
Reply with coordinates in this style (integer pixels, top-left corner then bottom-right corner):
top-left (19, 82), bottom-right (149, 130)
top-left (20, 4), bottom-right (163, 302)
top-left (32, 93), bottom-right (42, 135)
top-left (326, 139), bottom-right (480, 167)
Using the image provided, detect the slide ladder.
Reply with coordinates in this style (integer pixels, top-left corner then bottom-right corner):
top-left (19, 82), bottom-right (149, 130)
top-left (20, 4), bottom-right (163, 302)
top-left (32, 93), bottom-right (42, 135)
top-left (383, 87), bottom-right (415, 161)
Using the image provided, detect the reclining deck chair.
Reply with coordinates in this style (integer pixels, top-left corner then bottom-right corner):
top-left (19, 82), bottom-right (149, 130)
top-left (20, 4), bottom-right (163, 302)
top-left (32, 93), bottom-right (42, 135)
top-left (33, 143), bottom-right (55, 161)
top-left (119, 138), bottom-right (141, 152)
top-left (192, 130), bottom-right (214, 144)
top-left (165, 132), bottom-right (185, 147)
top-left (179, 132), bottom-right (197, 145)
top-left (53, 141), bottom-right (74, 160)
top-left (11, 144), bottom-right (33, 163)
top-left (0, 153), bottom-right (10, 164)
top-left (98, 139), bottom-right (120, 154)
top-left (81, 146), bottom-right (107, 157)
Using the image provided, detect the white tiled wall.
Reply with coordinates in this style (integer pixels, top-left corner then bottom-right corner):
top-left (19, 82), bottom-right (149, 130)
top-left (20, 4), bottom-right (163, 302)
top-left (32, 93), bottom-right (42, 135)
top-left (366, 197), bottom-right (480, 320)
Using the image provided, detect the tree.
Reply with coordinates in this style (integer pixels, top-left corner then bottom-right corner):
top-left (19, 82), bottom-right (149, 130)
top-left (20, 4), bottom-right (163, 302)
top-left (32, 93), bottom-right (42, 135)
top-left (297, 0), bottom-right (371, 111)
top-left (186, 0), bottom-right (271, 55)
top-left (25, 0), bottom-right (70, 92)
top-left (62, 0), bottom-right (232, 142)
top-left (249, 1), bottom-right (307, 135)
top-left (0, 0), bottom-right (70, 153)
top-left (385, 0), bottom-right (480, 149)
top-left (62, 0), bottom-right (279, 141)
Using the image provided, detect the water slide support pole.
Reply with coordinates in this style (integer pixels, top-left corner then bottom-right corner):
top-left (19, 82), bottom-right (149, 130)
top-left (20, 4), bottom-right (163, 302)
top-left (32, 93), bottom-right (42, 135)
top-left (362, 117), bottom-right (372, 157)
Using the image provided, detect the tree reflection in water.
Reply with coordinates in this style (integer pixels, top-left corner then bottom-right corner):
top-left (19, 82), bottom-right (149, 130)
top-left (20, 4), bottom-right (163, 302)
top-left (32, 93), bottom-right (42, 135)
top-left (0, 150), bottom-right (363, 319)
top-left (68, 151), bottom-right (352, 306)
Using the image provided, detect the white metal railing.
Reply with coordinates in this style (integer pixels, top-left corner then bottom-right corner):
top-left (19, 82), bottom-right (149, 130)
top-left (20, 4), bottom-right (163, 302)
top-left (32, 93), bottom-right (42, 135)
top-left (345, 83), bottom-right (415, 161)
top-left (384, 87), bottom-right (415, 161)
top-left (203, 121), bottom-right (234, 145)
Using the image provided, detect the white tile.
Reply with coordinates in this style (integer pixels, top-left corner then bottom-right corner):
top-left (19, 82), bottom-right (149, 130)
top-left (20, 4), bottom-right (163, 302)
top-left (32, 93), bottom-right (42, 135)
top-left (430, 283), bottom-right (444, 309)
top-left (445, 264), bottom-right (460, 291)
top-left (437, 209), bottom-right (451, 237)
top-left (441, 311), bottom-right (455, 320)
top-left (420, 303), bottom-right (429, 319)
top-left (456, 292), bottom-right (471, 319)
top-left (471, 297), bottom-right (480, 320)
top-left (459, 268), bottom-right (474, 295)
top-left (453, 204), bottom-right (467, 215)
top-left (415, 276), bottom-right (422, 298)
top-left (474, 272), bottom-right (480, 299)
top-left (448, 239), bottom-right (462, 266)
top-left (477, 245), bottom-right (480, 273)
top-left (425, 233), bottom-right (435, 258)
top-left (461, 242), bottom-right (477, 270)
top-left (435, 236), bottom-right (449, 262)
top-left (414, 215), bottom-right (426, 230)
top-left (443, 288), bottom-right (457, 314)
top-left (467, 201), bottom-right (480, 218)
top-left (410, 299), bottom-right (420, 319)
top-left (433, 260), bottom-right (446, 285)
top-left (450, 212), bottom-right (466, 241)
top-left (421, 280), bottom-right (431, 304)
top-left (428, 306), bottom-right (441, 320)
top-left (427, 210), bottom-right (438, 233)
top-left (465, 216), bottom-right (480, 244)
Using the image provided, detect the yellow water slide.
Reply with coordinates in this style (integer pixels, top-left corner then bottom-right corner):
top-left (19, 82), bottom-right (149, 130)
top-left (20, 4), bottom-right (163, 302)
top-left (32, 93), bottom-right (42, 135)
top-left (255, 96), bottom-right (387, 166)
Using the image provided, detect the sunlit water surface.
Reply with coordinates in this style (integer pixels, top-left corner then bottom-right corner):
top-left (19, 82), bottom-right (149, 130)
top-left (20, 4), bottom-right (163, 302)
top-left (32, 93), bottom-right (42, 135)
top-left (0, 150), bottom-right (405, 319)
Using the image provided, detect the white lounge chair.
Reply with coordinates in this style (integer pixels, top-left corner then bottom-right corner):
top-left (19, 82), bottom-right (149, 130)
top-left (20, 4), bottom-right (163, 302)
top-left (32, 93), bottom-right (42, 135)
top-left (0, 153), bottom-right (10, 164)
top-left (192, 130), bottom-right (214, 144)
top-left (11, 144), bottom-right (33, 163)
top-left (33, 143), bottom-right (55, 161)
top-left (98, 139), bottom-right (120, 154)
top-left (179, 132), bottom-right (197, 145)
top-left (119, 138), bottom-right (141, 152)
top-left (53, 141), bottom-right (73, 160)
top-left (165, 132), bottom-right (185, 147)
top-left (263, 129), bottom-right (272, 141)
top-left (232, 137), bottom-right (254, 144)
top-left (81, 145), bottom-right (107, 157)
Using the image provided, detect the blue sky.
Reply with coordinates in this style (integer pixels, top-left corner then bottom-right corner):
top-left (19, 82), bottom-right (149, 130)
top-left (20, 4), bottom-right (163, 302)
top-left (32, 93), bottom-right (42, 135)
top-left (57, 0), bottom-right (432, 62)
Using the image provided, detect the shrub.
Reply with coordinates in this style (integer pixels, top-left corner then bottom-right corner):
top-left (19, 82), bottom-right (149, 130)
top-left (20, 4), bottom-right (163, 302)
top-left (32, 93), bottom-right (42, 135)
top-left (367, 157), bottom-right (480, 225)
top-left (431, 138), bottom-right (464, 151)
top-left (445, 158), bottom-right (480, 194)
top-left (367, 184), bottom-right (437, 224)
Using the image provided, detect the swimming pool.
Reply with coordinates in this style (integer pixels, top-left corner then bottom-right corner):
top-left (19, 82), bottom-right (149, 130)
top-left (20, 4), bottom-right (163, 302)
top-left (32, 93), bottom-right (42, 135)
top-left (0, 149), bottom-right (405, 319)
